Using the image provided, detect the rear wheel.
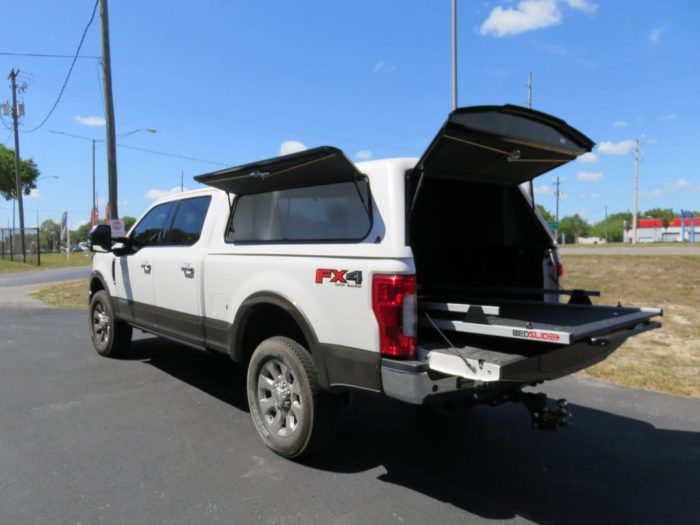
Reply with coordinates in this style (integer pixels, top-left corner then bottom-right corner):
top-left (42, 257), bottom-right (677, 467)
top-left (89, 290), bottom-right (132, 357)
top-left (247, 336), bottom-right (329, 458)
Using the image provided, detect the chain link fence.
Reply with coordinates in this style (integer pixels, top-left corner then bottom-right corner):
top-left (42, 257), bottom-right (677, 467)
top-left (1, 227), bottom-right (42, 266)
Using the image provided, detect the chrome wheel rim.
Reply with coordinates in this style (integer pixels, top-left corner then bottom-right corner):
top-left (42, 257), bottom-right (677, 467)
top-left (257, 358), bottom-right (303, 438)
top-left (92, 302), bottom-right (110, 346)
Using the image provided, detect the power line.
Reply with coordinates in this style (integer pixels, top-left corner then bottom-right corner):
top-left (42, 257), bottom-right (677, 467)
top-left (0, 51), bottom-right (100, 60)
top-left (45, 129), bottom-right (229, 166)
top-left (23, 0), bottom-right (99, 133)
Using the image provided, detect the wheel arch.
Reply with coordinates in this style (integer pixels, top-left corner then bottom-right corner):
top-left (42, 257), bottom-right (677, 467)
top-left (88, 271), bottom-right (110, 305)
top-left (230, 292), bottom-right (331, 389)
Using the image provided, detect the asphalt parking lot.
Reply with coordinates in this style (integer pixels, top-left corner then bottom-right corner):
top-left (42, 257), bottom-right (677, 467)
top-left (1, 276), bottom-right (699, 524)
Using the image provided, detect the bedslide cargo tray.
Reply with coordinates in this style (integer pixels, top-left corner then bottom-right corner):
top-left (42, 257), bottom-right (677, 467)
top-left (418, 299), bottom-right (662, 382)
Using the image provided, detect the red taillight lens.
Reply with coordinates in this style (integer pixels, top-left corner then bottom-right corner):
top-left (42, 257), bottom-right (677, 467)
top-left (557, 261), bottom-right (564, 278)
top-left (372, 274), bottom-right (417, 358)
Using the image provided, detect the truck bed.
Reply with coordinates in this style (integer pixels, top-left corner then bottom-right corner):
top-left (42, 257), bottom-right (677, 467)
top-left (418, 297), bottom-right (662, 382)
top-left (419, 298), bottom-right (661, 346)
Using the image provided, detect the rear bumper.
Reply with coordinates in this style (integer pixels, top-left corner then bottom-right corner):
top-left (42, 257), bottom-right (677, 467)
top-left (381, 320), bottom-right (661, 405)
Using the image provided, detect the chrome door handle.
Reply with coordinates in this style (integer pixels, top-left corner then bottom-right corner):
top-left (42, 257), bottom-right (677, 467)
top-left (140, 262), bottom-right (151, 272)
top-left (180, 263), bottom-right (194, 277)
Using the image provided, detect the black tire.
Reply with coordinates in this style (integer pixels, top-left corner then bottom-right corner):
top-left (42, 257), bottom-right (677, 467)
top-left (247, 336), bottom-right (329, 459)
top-left (89, 290), bottom-right (132, 357)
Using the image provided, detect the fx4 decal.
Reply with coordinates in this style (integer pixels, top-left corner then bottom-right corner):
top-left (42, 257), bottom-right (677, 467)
top-left (315, 269), bottom-right (363, 288)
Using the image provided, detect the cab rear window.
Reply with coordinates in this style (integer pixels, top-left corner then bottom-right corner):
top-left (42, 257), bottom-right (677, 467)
top-left (227, 180), bottom-right (371, 243)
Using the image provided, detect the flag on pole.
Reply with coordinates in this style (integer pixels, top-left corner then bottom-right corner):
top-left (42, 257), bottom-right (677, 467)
top-left (60, 212), bottom-right (68, 243)
top-left (89, 207), bottom-right (99, 229)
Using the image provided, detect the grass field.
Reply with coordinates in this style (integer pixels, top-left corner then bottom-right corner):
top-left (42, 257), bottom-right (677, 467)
top-left (28, 254), bottom-right (699, 397)
top-left (0, 252), bottom-right (93, 274)
top-left (29, 279), bottom-right (88, 309)
top-left (562, 255), bottom-right (699, 397)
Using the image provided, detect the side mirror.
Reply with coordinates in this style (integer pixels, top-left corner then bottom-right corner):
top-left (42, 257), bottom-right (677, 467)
top-left (88, 224), bottom-right (112, 252)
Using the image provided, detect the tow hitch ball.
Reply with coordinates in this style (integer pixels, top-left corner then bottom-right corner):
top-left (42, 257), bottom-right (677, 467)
top-left (514, 392), bottom-right (571, 431)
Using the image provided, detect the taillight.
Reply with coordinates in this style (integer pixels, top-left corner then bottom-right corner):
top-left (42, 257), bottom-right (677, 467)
top-left (557, 261), bottom-right (564, 278)
top-left (372, 274), bottom-right (417, 358)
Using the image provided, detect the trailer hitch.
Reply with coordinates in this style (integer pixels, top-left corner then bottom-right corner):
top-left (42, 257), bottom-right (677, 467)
top-left (512, 392), bottom-right (571, 431)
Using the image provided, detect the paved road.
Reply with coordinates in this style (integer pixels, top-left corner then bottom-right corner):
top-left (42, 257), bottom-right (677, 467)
top-left (1, 294), bottom-right (698, 523)
top-left (0, 266), bottom-right (90, 288)
top-left (560, 246), bottom-right (700, 256)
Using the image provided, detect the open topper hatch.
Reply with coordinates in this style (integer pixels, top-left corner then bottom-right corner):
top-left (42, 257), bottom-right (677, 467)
top-left (409, 105), bottom-right (594, 206)
top-left (194, 146), bottom-right (362, 195)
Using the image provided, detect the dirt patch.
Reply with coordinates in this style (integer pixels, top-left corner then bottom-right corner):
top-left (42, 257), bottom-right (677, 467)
top-left (562, 255), bottom-right (699, 397)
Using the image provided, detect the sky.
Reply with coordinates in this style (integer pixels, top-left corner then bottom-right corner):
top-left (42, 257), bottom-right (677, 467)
top-left (1, 0), bottom-right (699, 229)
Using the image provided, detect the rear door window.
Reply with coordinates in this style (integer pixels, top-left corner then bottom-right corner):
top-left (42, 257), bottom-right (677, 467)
top-left (164, 196), bottom-right (212, 246)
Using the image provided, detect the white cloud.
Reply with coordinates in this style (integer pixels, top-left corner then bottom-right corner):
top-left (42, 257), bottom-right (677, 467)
top-left (279, 140), bottom-right (307, 156)
top-left (577, 171), bottom-right (603, 182)
top-left (27, 188), bottom-right (41, 198)
top-left (145, 187), bottom-right (187, 201)
top-left (659, 113), bottom-right (677, 121)
top-left (577, 152), bottom-right (598, 164)
top-left (480, 0), bottom-right (562, 37)
top-left (612, 120), bottom-right (629, 128)
top-left (119, 199), bottom-right (128, 206)
top-left (567, 0), bottom-right (598, 14)
top-left (373, 61), bottom-right (396, 73)
top-left (72, 219), bottom-right (89, 230)
top-left (355, 150), bottom-right (373, 161)
top-left (74, 115), bottom-right (106, 127)
top-left (534, 184), bottom-right (552, 196)
top-left (671, 178), bottom-right (690, 189)
top-left (590, 192), bottom-right (601, 199)
top-left (599, 139), bottom-right (636, 155)
top-left (650, 26), bottom-right (664, 45)
top-left (640, 189), bottom-right (663, 198)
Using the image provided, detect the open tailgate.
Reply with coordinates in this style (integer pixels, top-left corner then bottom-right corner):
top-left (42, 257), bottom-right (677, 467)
top-left (419, 300), bottom-right (662, 382)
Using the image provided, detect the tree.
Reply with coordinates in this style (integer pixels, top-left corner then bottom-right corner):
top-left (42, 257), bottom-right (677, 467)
top-left (536, 204), bottom-right (555, 222)
top-left (559, 214), bottom-right (591, 243)
top-left (39, 219), bottom-right (61, 251)
top-left (0, 144), bottom-right (40, 200)
top-left (590, 212), bottom-right (631, 243)
top-left (123, 215), bottom-right (136, 232)
top-left (642, 208), bottom-right (674, 220)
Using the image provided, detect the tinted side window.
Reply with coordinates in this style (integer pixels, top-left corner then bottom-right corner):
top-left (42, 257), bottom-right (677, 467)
top-left (165, 196), bottom-right (212, 246)
top-left (131, 202), bottom-right (176, 248)
top-left (227, 180), bottom-right (371, 242)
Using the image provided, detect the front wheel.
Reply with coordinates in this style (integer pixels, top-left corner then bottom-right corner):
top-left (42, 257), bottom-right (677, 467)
top-left (247, 336), bottom-right (329, 458)
top-left (89, 290), bottom-right (132, 357)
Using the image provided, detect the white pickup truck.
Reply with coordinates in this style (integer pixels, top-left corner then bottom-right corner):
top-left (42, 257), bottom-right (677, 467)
top-left (88, 105), bottom-right (662, 458)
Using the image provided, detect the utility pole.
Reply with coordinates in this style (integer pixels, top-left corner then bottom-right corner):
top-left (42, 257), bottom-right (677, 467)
top-left (92, 139), bottom-right (96, 223)
top-left (604, 204), bottom-right (608, 242)
top-left (100, 0), bottom-right (119, 221)
top-left (527, 72), bottom-right (534, 200)
top-left (632, 139), bottom-right (640, 244)
top-left (8, 69), bottom-right (26, 262)
top-left (451, 0), bottom-right (458, 111)
top-left (181, 170), bottom-right (184, 192)
top-left (554, 177), bottom-right (561, 221)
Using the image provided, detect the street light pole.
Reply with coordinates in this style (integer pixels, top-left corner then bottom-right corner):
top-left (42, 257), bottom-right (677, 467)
top-left (632, 139), bottom-right (640, 244)
top-left (451, 0), bottom-right (458, 111)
